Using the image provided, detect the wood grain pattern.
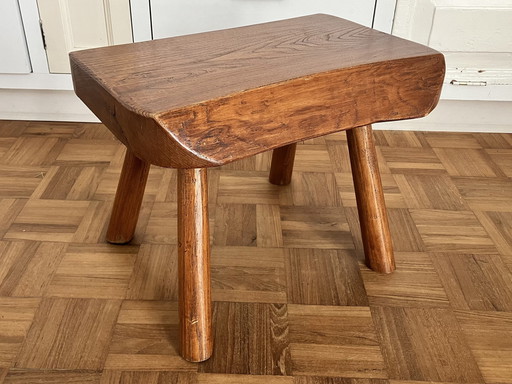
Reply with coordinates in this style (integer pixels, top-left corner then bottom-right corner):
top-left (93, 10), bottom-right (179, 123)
top-left (289, 305), bottom-right (387, 379)
top-left (0, 241), bottom-right (67, 297)
top-left (0, 298), bottom-right (40, 368)
top-left (15, 298), bottom-right (121, 369)
top-left (197, 373), bottom-right (292, 383)
top-left (280, 206), bottom-right (354, 250)
top-left (409, 209), bottom-right (497, 254)
top-left (4, 371), bottom-right (101, 383)
top-left (100, 371), bottom-right (196, 384)
top-left (347, 125), bottom-right (395, 273)
top-left (456, 310), bottom-right (512, 383)
top-left (198, 302), bottom-right (290, 375)
top-left (177, 168), bottom-right (212, 362)
top-left (430, 253), bottom-right (512, 311)
top-left (211, 246), bottom-right (286, 304)
top-left (70, 14), bottom-right (444, 168)
top-left (285, 249), bottom-right (367, 306)
top-left (47, 244), bottom-right (137, 299)
top-left (106, 150), bottom-right (150, 244)
top-left (372, 306), bottom-right (483, 382)
top-left (361, 252), bottom-right (449, 308)
top-left (105, 301), bottom-right (195, 372)
top-left (126, 244), bottom-right (178, 300)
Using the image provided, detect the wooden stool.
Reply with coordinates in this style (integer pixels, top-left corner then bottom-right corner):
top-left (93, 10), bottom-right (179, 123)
top-left (70, 14), bottom-right (445, 362)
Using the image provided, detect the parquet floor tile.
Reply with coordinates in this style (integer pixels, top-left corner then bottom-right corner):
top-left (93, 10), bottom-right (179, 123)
top-left (393, 174), bottom-right (468, 210)
top-left (4, 199), bottom-right (90, 242)
top-left (409, 209), bottom-right (498, 254)
top-left (372, 306), bottom-right (483, 382)
top-left (453, 176), bottom-right (512, 211)
top-left (474, 210), bottom-right (512, 256)
top-left (15, 298), bottom-right (121, 369)
top-left (295, 377), bottom-right (388, 384)
top-left (211, 246), bottom-right (286, 303)
top-left (280, 206), bottom-right (353, 249)
top-left (361, 252), bottom-right (449, 308)
top-left (285, 249), bottom-right (367, 306)
top-left (379, 147), bottom-right (446, 175)
top-left (486, 148), bottom-right (512, 177)
top-left (455, 310), bottom-right (512, 383)
top-left (2, 137), bottom-right (65, 166)
top-left (4, 371), bottom-right (101, 383)
top-left (47, 244), bottom-right (138, 299)
top-left (105, 301), bottom-right (194, 371)
top-left (0, 120), bottom-right (510, 382)
top-left (0, 200), bottom-right (26, 238)
top-left (0, 165), bottom-right (48, 199)
top-left (0, 297), bottom-right (40, 368)
top-left (288, 305), bottom-right (384, 379)
top-left (374, 130), bottom-right (428, 148)
top-left (198, 373), bottom-right (293, 383)
top-left (198, 302), bottom-right (291, 375)
top-left (0, 241), bottom-right (66, 297)
top-left (423, 132), bottom-right (483, 149)
top-left (101, 371), bottom-right (196, 384)
top-left (430, 253), bottom-right (512, 311)
top-left (434, 148), bottom-right (505, 177)
top-left (126, 244), bottom-right (178, 300)
top-left (279, 172), bottom-right (342, 207)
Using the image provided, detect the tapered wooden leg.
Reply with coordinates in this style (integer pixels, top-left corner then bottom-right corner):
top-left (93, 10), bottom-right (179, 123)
top-left (177, 168), bottom-right (212, 362)
top-left (269, 143), bottom-right (297, 185)
top-left (347, 125), bottom-right (395, 274)
top-left (106, 149), bottom-right (150, 244)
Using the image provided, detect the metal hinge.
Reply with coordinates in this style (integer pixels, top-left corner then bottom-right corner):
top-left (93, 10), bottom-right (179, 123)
top-left (450, 80), bottom-right (487, 86)
top-left (39, 19), bottom-right (47, 50)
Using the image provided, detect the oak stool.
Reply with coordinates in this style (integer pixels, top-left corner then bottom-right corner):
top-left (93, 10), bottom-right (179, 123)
top-left (70, 14), bottom-right (445, 362)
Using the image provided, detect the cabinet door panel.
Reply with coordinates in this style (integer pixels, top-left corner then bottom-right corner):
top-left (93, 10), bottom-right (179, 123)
top-left (0, 0), bottom-right (31, 73)
top-left (151, 0), bottom-right (376, 39)
top-left (393, 0), bottom-right (512, 100)
top-left (38, 0), bottom-right (133, 73)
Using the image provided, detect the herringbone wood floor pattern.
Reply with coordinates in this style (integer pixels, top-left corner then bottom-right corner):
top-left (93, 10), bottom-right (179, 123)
top-left (0, 120), bottom-right (511, 384)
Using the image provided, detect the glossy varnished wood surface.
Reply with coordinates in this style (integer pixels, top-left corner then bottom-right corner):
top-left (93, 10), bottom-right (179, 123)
top-left (0, 121), bottom-right (511, 382)
top-left (70, 14), bottom-right (444, 168)
top-left (269, 144), bottom-right (297, 186)
top-left (177, 168), bottom-right (212, 362)
top-left (106, 149), bottom-right (150, 244)
top-left (347, 125), bottom-right (395, 273)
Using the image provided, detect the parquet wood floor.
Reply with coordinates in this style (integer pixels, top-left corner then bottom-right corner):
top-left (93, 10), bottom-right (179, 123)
top-left (0, 120), bottom-right (511, 383)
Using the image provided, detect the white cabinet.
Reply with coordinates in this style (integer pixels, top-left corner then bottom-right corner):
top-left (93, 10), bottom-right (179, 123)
top-left (0, 0), bottom-right (31, 73)
top-left (393, 0), bottom-right (512, 101)
top-left (37, 0), bottom-right (133, 73)
top-left (150, 0), bottom-right (376, 39)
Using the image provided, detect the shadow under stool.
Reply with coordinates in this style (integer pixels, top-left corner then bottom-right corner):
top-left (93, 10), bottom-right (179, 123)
top-left (70, 14), bottom-right (445, 362)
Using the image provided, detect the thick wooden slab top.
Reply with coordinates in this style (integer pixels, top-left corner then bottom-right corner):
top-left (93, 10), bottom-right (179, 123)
top-left (71, 14), bottom-right (445, 168)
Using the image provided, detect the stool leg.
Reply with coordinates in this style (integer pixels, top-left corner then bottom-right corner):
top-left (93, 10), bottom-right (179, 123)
top-left (106, 149), bottom-right (150, 244)
top-left (177, 168), bottom-right (212, 362)
top-left (347, 125), bottom-right (395, 274)
top-left (269, 143), bottom-right (297, 185)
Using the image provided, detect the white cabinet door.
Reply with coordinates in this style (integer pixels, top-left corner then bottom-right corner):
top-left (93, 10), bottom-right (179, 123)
top-left (37, 0), bottom-right (133, 73)
top-left (151, 0), bottom-right (376, 39)
top-left (393, 0), bottom-right (512, 101)
top-left (0, 0), bottom-right (32, 73)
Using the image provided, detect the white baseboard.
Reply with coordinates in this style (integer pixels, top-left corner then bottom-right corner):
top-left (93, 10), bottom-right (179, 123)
top-left (374, 100), bottom-right (512, 133)
top-left (0, 88), bottom-right (99, 122)
top-left (1, 89), bottom-right (511, 133)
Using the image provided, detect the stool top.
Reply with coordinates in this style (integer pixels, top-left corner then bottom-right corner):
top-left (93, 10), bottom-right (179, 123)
top-left (71, 14), bottom-right (444, 168)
